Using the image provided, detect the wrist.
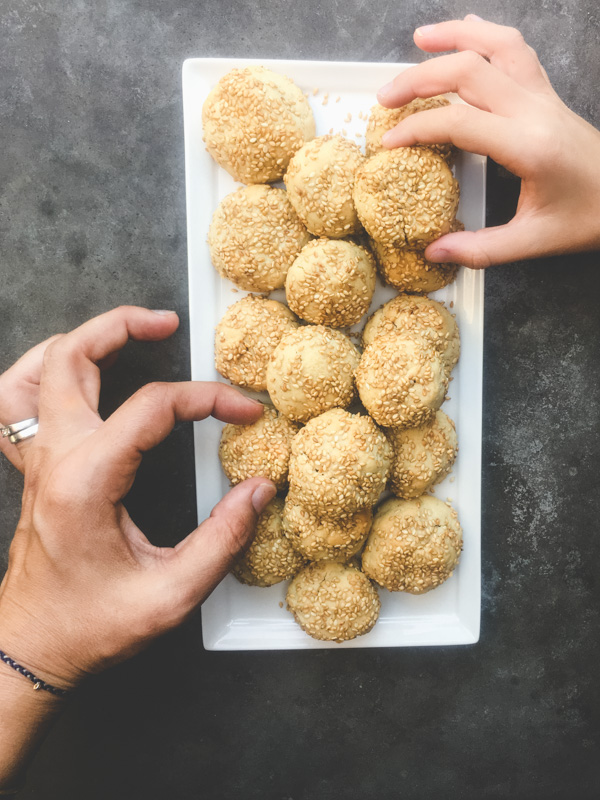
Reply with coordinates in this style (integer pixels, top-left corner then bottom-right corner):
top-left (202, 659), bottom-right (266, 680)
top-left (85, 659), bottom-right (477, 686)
top-left (0, 648), bottom-right (73, 699)
top-left (0, 595), bottom-right (86, 693)
top-left (0, 658), bottom-right (65, 708)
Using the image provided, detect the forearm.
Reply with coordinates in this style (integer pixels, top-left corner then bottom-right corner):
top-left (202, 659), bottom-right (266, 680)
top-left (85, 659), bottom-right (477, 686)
top-left (0, 662), bottom-right (64, 790)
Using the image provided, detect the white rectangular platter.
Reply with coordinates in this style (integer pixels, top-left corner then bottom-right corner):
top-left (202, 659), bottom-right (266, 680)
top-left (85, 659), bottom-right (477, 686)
top-left (182, 57), bottom-right (485, 650)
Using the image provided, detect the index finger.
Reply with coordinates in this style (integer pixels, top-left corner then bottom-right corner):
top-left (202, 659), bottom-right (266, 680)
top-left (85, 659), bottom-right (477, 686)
top-left (77, 381), bottom-right (264, 502)
top-left (412, 18), bottom-right (556, 95)
top-left (377, 51), bottom-right (530, 117)
top-left (38, 307), bottom-right (180, 436)
top-left (0, 335), bottom-right (62, 419)
top-left (381, 104), bottom-right (522, 173)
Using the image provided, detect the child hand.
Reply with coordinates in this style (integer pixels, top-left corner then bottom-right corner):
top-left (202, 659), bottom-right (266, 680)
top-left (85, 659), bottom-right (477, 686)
top-left (378, 16), bottom-right (600, 267)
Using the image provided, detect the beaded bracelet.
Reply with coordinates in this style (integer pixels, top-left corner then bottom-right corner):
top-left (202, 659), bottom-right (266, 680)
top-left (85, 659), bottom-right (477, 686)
top-left (0, 649), bottom-right (71, 699)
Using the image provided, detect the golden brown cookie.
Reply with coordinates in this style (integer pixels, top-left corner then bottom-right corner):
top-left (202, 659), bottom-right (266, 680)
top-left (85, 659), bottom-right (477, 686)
top-left (386, 410), bottom-right (458, 499)
top-left (203, 66), bottom-right (315, 184)
top-left (208, 185), bottom-right (310, 292)
top-left (233, 498), bottom-right (306, 587)
top-left (286, 561), bottom-right (380, 641)
top-left (356, 330), bottom-right (448, 428)
top-left (266, 325), bottom-right (360, 423)
top-left (215, 295), bottom-right (299, 392)
top-left (287, 408), bottom-right (392, 516)
top-left (362, 294), bottom-right (460, 377)
top-left (362, 496), bottom-right (463, 593)
top-left (370, 240), bottom-right (459, 294)
top-left (285, 238), bottom-right (376, 327)
top-left (219, 407), bottom-right (300, 490)
top-left (353, 148), bottom-right (459, 248)
top-left (282, 499), bottom-right (372, 562)
top-left (284, 135), bottom-right (365, 237)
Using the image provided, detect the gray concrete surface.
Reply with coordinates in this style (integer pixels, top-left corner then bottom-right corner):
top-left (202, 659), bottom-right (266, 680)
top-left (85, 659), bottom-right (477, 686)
top-left (1, 1), bottom-right (599, 798)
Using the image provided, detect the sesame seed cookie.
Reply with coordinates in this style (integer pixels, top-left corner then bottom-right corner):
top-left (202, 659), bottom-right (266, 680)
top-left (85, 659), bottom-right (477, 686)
top-left (219, 406), bottom-right (300, 490)
top-left (386, 409), bottom-right (458, 500)
top-left (215, 295), bottom-right (299, 392)
top-left (287, 408), bottom-right (392, 516)
top-left (282, 498), bottom-right (372, 562)
top-left (286, 561), bottom-right (380, 642)
top-left (285, 238), bottom-right (376, 327)
top-left (208, 185), bottom-right (310, 292)
top-left (371, 239), bottom-right (459, 294)
top-left (355, 330), bottom-right (448, 428)
top-left (365, 97), bottom-right (457, 164)
top-left (233, 497), bottom-right (306, 587)
top-left (362, 496), bottom-right (463, 593)
top-left (202, 66), bottom-right (315, 184)
top-left (353, 147), bottom-right (460, 248)
top-left (362, 294), bottom-right (460, 377)
top-left (284, 135), bottom-right (365, 238)
top-left (266, 325), bottom-right (360, 423)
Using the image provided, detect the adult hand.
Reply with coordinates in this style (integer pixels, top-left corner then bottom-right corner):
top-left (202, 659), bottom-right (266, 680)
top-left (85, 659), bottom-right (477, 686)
top-left (0, 306), bottom-right (275, 692)
top-left (377, 16), bottom-right (600, 267)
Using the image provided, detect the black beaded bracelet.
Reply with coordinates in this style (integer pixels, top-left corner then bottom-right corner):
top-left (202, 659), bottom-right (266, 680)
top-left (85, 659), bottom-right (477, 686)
top-left (0, 649), bottom-right (71, 699)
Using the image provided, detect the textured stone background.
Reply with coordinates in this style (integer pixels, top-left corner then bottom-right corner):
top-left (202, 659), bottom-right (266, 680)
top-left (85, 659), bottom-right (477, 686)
top-left (1, 1), bottom-right (600, 798)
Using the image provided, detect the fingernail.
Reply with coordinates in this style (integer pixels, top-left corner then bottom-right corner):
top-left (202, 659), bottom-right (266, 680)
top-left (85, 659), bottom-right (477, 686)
top-left (415, 24), bottom-right (437, 37)
top-left (378, 81), bottom-right (394, 99)
top-left (151, 309), bottom-right (177, 315)
top-left (427, 247), bottom-right (450, 262)
top-left (381, 131), bottom-right (394, 147)
top-left (247, 397), bottom-right (266, 407)
top-left (252, 483), bottom-right (277, 514)
top-left (465, 14), bottom-right (484, 22)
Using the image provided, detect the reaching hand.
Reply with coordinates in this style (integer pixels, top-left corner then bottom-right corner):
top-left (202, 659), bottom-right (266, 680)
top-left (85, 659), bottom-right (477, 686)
top-left (0, 306), bottom-right (275, 691)
top-left (377, 16), bottom-right (600, 267)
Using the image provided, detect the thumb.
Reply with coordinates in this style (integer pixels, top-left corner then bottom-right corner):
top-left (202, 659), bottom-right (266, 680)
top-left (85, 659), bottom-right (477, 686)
top-left (168, 477), bottom-right (277, 604)
top-left (425, 218), bottom-right (543, 268)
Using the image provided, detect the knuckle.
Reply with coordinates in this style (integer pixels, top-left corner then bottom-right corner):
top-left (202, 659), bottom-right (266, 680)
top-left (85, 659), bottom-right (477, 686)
top-left (505, 27), bottom-right (526, 48)
top-left (114, 304), bottom-right (138, 318)
top-left (33, 465), bottom-right (84, 526)
top-left (42, 334), bottom-right (68, 366)
top-left (448, 103), bottom-right (469, 123)
top-left (135, 381), bottom-right (171, 408)
top-left (465, 251), bottom-right (491, 270)
top-left (42, 335), bottom-right (85, 381)
top-left (526, 121), bottom-right (561, 167)
top-left (445, 103), bottom-right (471, 133)
top-left (459, 49), bottom-right (485, 74)
top-left (462, 238), bottom-right (493, 269)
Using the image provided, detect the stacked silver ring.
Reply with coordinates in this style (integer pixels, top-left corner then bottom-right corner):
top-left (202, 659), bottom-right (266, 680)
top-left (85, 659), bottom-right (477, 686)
top-left (1, 417), bottom-right (39, 444)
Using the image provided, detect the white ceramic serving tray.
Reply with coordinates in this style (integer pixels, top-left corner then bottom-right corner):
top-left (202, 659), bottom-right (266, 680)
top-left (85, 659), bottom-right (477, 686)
top-left (182, 57), bottom-right (485, 650)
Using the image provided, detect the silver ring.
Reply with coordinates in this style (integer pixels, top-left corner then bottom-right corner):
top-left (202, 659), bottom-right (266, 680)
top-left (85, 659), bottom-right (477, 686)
top-left (1, 417), bottom-right (39, 444)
